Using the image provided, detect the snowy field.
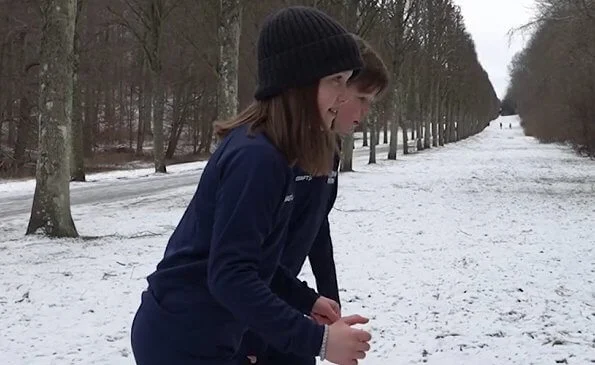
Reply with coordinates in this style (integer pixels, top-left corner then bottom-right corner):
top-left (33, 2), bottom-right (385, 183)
top-left (1, 116), bottom-right (594, 364)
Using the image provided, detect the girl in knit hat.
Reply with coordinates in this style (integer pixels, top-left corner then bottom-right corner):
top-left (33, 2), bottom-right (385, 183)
top-left (241, 33), bottom-right (391, 365)
top-left (130, 6), bottom-right (371, 365)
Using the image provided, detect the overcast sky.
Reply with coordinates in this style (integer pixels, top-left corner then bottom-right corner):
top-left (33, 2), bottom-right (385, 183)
top-left (453, 0), bottom-right (536, 99)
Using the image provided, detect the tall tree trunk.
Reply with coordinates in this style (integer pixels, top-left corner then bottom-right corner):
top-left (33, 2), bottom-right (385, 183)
top-left (13, 32), bottom-right (29, 171)
top-left (199, 97), bottom-right (214, 154)
top-left (417, 121), bottom-right (424, 151)
top-left (401, 117), bottom-right (409, 155)
top-left (27, 0), bottom-right (78, 238)
top-left (423, 91), bottom-right (431, 149)
top-left (438, 99), bottom-right (444, 142)
top-left (70, 0), bottom-right (85, 182)
top-left (191, 98), bottom-right (201, 154)
top-left (192, 102), bottom-right (199, 154)
top-left (451, 102), bottom-right (459, 141)
top-left (7, 38), bottom-right (17, 148)
top-left (13, 95), bottom-right (30, 169)
top-left (431, 117), bottom-right (437, 147)
top-left (136, 66), bottom-right (150, 155)
top-left (448, 101), bottom-right (455, 143)
top-left (444, 98), bottom-right (452, 144)
top-left (388, 87), bottom-right (399, 160)
top-left (339, 0), bottom-right (358, 173)
top-left (104, 79), bottom-right (115, 141)
top-left (362, 119), bottom-right (368, 147)
top-left (117, 77), bottom-right (125, 142)
top-left (152, 72), bottom-right (166, 173)
top-left (71, 79), bottom-right (84, 180)
top-left (165, 89), bottom-right (180, 159)
top-left (340, 134), bottom-right (355, 172)
top-left (438, 95), bottom-right (446, 146)
top-left (432, 82), bottom-right (440, 147)
top-left (0, 41), bottom-right (6, 148)
top-left (128, 84), bottom-right (135, 150)
top-left (216, 0), bottom-right (242, 122)
top-left (368, 110), bottom-right (376, 164)
top-left (82, 86), bottom-right (94, 157)
top-left (165, 86), bottom-right (189, 159)
top-left (205, 121), bottom-right (214, 154)
top-left (1, 100), bottom-right (12, 154)
top-left (416, 88), bottom-right (423, 151)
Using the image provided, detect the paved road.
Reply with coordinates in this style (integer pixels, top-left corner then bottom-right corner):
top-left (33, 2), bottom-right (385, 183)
top-left (0, 145), bottom-right (390, 219)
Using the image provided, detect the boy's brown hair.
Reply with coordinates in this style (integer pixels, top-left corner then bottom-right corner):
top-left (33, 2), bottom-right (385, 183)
top-left (214, 84), bottom-right (337, 176)
top-left (349, 35), bottom-right (390, 96)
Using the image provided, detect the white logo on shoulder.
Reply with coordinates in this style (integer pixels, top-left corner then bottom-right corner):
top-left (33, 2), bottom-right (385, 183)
top-left (284, 194), bottom-right (294, 202)
top-left (295, 175), bottom-right (312, 182)
top-left (327, 170), bottom-right (337, 184)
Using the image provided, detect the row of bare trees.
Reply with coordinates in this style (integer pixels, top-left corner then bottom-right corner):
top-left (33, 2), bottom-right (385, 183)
top-left (0, 0), bottom-right (498, 177)
top-left (0, 0), bottom-right (498, 237)
top-left (354, 0), bottom-right (499, 171)
top-left (505, 0), bottom-right (595, 156)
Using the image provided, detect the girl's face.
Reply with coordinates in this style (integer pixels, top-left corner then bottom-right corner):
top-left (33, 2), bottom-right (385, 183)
top-left (317, 70), bottom-right (354, 129)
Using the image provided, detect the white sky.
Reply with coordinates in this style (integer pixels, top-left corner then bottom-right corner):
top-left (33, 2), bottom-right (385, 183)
top-left (453, 0), bottom-right (536, 99)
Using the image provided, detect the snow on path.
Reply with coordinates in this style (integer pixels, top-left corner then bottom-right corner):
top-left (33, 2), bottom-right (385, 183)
top-left (0, 116), bottom-right (593, 364)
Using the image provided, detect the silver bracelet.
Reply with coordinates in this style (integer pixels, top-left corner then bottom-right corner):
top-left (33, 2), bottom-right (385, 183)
top-left (319, 324), bottom-right (330, 361)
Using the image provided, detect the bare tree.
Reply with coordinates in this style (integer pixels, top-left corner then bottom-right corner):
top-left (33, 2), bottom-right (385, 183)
top-left (27, 0), bottom-right (78, 237)
top-left (385, 0), bottom-right (418, 160)
top-left (216, 0), bottom-right (242, 122)
top-left (368, 106), bottom-right (378, 164)
top-left (108, 0), bottom-right (181, 173)
top-left (339, 0), bottom-right (361, 173)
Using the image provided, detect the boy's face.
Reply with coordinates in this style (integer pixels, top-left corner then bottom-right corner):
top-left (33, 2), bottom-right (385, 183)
top-left (333, 85), bottom-right (377, 136)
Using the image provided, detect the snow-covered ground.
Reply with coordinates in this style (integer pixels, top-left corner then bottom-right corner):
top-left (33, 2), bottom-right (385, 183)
top-left (1, 116), bottom-right (593, 364)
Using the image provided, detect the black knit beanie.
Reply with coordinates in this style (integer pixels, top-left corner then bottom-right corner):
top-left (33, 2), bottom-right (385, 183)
top-left (254, 6), bottom-right (363, 100)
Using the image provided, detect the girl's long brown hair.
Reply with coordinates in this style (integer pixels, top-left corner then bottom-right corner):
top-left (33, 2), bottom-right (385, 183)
top-left (214, 84), bottom-right (337, 176)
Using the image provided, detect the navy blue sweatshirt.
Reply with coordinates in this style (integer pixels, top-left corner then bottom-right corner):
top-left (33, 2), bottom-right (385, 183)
top-left (237, 153), bottom-right (340, 360)
top-left (278, 153), bottom-right (341, 305)
top-left (139, 125), bottom-right (324, 362)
